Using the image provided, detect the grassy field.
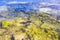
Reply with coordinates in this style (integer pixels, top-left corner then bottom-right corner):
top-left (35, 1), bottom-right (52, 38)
top-left (0, 12), bottom-right (60, 40)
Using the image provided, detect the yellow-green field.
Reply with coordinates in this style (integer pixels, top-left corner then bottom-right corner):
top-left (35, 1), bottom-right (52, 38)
top-left (0, 12), bottom-right (60, 40)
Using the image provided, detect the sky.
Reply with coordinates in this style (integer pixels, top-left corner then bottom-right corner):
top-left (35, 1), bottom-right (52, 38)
top-left (0, 0), bottom-right (60, 3)
top-left (0, 0), bottom-right (60, 11)
top-left (0, 0), bottom-right (60, 6)
top-left (0, 0), bottom-right (40, 2)
top-left (0, 0), bottom-right (40, 6)
top-left (0, 0), bottom-right (60, 14)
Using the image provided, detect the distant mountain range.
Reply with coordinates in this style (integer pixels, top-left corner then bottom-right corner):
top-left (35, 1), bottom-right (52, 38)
top-left (0, 1), bottom-right (60, 20)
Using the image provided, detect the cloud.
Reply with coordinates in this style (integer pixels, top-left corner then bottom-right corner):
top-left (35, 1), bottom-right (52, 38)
top-left (39, 8), bottom-right (52, 13)
top-left (39, 7), bottom-right (60, 15)
top-left (40, 2), bottom-right (60, 6)
top-left (0, 6), bottom-right (7, 12)
top-left (41, 0), bottom-right (60, 4)
top-left (7, 1), bottom-right (28, 4)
